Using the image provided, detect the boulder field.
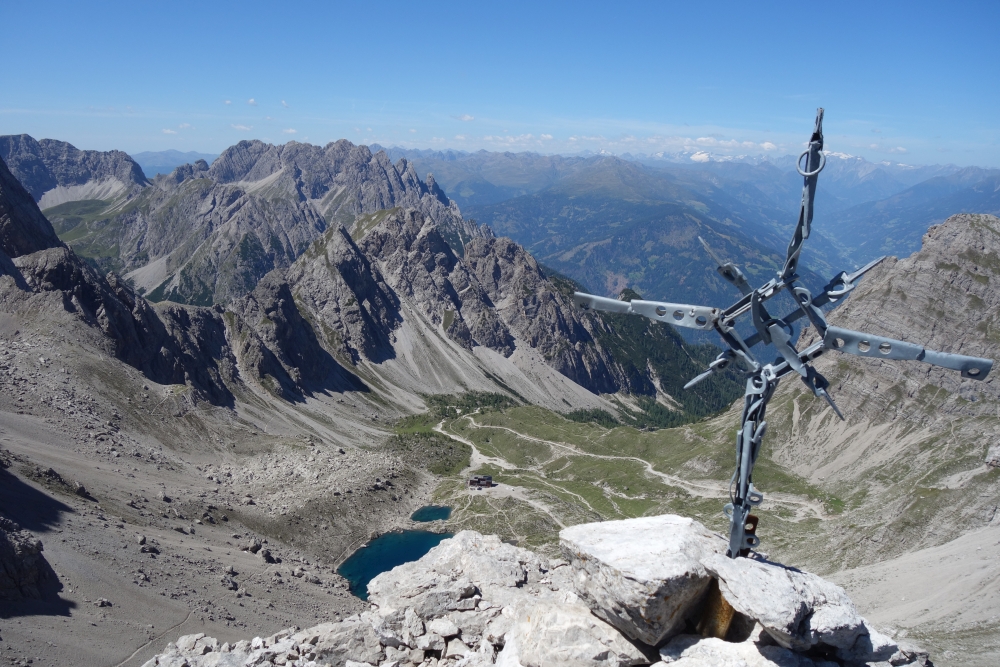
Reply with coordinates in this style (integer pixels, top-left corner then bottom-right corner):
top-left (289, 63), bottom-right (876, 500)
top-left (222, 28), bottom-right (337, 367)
top-left (143, 515), bottom-right (932, 667)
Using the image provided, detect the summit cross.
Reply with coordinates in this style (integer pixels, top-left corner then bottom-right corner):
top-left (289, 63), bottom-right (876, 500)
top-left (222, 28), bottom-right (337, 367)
top-left (572, 109), bottom-right (994, 558)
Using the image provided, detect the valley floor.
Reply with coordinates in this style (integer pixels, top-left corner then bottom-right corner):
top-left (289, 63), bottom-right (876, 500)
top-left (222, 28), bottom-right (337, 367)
top-left (425, 406), bottom-right (1000, 667)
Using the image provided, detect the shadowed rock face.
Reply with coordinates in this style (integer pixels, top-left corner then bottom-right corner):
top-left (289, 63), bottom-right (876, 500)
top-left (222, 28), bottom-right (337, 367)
top-left (0, 134), bottom-right (147, 201)
top-left (0, 155), bottom-right (63, 258)
top-left (0, 514), bottom-right (50, 601)
top-left (0, 153), bottom-right (239, 405)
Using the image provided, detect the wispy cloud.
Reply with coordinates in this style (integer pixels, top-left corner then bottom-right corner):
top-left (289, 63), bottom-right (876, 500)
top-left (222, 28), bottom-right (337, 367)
top-left (162, 129), bottom-right (177, 134)
top-left (483, 133), bottom-right (542, 147)
top-left (540, 133), bottom-right (553, 140)
top-left (265, 116), bottom-right (274, 121)
top-left (281, 100), bottom-right (289, 108)
top-left (868, 143), bottom-right (907, 154)
top-left (282, 128), bottom-right (297, 134)
top-left (224, 100), bottom-right (232, 105)
top-left (247, 98), bottom-right (257, 106)
top-left (454, 114), bottom-right (475, 122)
top-left (178, 123), bottom-right (192, 129)
top-left (409, 128), bottom-right (416, 133)
top-left (455, 135), bottom-right (466, 140)
top-left (231, 124), bottom-right (252, 131)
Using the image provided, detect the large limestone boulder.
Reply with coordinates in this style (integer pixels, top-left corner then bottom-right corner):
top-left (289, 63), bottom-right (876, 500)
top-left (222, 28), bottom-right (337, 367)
top-left (367, 530), bottom-right (555, 616)
top-left (703, 554), bottom-right (897, 662)
top-left (142, 522), bottom-right (932, 667)
top-left (498, 601), bottom-right (649, 667)
top-left (560, 515), bottom-right (726, 646)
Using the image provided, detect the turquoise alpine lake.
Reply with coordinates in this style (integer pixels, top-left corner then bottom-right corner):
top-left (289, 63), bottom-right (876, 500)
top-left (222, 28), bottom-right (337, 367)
top-left (410, 505), bottom-right (452, 522)
top-left (337, 530), bottom-right (454, 600)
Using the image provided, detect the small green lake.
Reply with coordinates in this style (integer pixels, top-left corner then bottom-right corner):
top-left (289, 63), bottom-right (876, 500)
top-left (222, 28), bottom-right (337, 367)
top-left (410, 505), bottom-right (452, 522)
top-left (337, 530), bottom-right (453, 600)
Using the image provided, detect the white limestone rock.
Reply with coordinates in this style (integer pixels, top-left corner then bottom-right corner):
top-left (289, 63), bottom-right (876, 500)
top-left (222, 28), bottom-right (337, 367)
top-left (307, 617), bottom-right (385, 666)
top-left (504, 600), bottom-right (649, 667)
top-left (987, 443), bottom-right (1000, 467)
top-left (141, 524), bottom-right (931, 667)
top-left (367, 530), bottom-right (552, 616)
top-left (560, 515), bottom-right (726, 646)
top-left (703, 553), bottom-right (896, 662)
top-left (428, 617), bottom-right (461, 637)
top-left (657, 634), bottom-right (836, 667)
top-left (444, 636), bottom-right (473, 659)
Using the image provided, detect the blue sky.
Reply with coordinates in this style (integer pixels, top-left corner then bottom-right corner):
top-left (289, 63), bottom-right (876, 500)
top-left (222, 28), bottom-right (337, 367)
top-left (3, 1), bottom-right (998, 166)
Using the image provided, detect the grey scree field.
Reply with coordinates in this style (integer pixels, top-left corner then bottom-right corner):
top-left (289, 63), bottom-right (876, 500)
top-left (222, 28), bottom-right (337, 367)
top-left (572, 108), bottom-right (995, 559)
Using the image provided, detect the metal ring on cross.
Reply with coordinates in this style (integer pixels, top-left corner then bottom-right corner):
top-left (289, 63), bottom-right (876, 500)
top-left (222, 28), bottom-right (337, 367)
top-left (796, 149), bottom-right (826, 177)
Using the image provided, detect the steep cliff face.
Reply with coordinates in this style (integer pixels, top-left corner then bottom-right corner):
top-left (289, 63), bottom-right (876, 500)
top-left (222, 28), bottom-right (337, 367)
top-left (130, 170), bottom-right (329, 305)
top-left (359, 209), bottom-right (514, 354)
top-left (207, 140), bottom-right (453, 226)
top-left (1, 135), bottom-right (488, 307)
top-left (0, 153), bottom-right (240, 406)
top-left (0, 155), bottom-right (64, 258)
top-left (0, 135), bottom-right (147, 205)
top-left (465, 236), bottom-right (621, 393)
top-left (0, 145), bottom-right (738, 416)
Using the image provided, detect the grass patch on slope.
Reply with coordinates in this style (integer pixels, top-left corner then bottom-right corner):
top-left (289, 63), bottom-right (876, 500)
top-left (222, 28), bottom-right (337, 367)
top-left (424, 400), bottom-right (829, 556)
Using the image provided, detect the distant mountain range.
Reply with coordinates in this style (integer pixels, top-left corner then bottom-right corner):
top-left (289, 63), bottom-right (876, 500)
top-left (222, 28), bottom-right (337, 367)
top-left (382, 145), bottom-right (1000, 300)
top-left (6, 132), bottom-right (1000, 340)
top-left (130, 149), bottom-right (218, 179)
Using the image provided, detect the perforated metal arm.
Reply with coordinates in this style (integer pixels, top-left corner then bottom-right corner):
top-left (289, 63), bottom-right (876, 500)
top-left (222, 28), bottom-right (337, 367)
top-left (572, 292), bottom-right (720, 331)
top-left (823, 326), bottom-right (993, 380)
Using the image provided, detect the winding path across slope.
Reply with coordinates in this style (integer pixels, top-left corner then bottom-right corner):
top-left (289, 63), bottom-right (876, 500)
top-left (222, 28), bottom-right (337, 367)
top-left (440, 415), bottom-right (829, 522)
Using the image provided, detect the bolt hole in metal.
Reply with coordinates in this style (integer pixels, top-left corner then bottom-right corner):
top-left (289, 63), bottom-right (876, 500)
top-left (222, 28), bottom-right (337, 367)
top-left (878, 342), bottom-right (892, 354)
top-left (696, 315), bottom-right (708, 326)
top-left (673, 310), bottom-right (684, 321)
top-left (834, 338), bottom-right (846, 349)
top-left (969, 367), bottom-right (981, 376)
top-left (655, 306), bottom-right (667, 316)
top-left (858, 340), bottom-right (871, 352)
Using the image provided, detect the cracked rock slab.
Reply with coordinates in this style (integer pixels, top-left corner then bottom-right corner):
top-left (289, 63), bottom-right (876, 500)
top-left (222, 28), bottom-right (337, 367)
top-left (560, 515), bottom-right (727, 646)
top-left (703, 553), bottom-right (897, 662)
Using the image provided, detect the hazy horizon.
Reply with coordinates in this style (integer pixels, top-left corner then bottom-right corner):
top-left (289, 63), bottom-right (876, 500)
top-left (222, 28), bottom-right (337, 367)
top-left (3, 1), bottom-right (998, 167)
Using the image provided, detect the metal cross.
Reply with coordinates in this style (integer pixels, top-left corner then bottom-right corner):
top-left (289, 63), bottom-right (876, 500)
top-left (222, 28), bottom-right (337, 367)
top-left (572, 109), bottom-right (994, 558)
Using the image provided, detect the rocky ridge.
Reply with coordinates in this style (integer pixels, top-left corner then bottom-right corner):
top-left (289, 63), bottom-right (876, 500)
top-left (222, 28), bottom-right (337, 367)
top-left (0, 134), bottom-right (147, 206)
top-left (0, 134), bottom-right (486, 307)
top-left (0, 139), bottom-right (738, 413)
top-left (0, 511), bottom-right (51, 601)
top-left (144, 515), bottom-right (931, 667)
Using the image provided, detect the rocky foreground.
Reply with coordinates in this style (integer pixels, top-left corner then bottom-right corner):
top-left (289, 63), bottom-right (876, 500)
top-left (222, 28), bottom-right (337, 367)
top-left (143, 515), bottom-right (932, 667)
